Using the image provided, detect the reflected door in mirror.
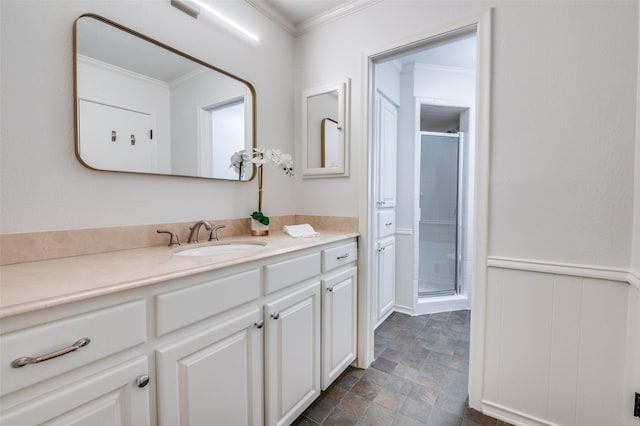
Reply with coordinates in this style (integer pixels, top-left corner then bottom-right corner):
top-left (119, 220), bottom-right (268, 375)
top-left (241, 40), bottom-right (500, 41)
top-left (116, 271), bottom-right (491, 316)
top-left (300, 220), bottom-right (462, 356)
top-left (306, 91), bottom-right (339, 169)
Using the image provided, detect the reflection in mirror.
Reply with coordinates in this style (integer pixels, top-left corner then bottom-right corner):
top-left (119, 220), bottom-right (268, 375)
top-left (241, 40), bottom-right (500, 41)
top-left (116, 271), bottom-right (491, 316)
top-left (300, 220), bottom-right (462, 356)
top-left (321, 118), bottom-right (339, 168)
top-left (301, 80), bottom-right (349, 177)
top-left (74, 14), bottom-right (255, 180)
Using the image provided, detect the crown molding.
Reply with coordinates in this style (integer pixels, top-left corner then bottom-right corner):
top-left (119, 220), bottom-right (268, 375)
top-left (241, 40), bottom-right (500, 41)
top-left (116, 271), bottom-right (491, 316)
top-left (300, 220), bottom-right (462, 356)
top-left (246, 0), bottom-right (381, 37)
top-left (295, 0), bottom-right (382, 36)
top-left (245, 0), bottom-right (296, 34)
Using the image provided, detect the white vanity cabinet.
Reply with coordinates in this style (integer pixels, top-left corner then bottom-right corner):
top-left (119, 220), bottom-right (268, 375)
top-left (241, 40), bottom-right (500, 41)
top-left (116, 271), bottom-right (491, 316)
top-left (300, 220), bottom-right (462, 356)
top-left (264, 281), bottom-right (321, 426)
top-left (156, 308), bottom-right (263, 426)
top-left (373, 93), bottom-right (398, 329)
top-left (375, 237), bottom-right (396, 326)
top-left (321, 266), bottom-right (357, 390)
top-left (0, 236), bottom-right (358, 426)
top-left (0, 300), bottom-right (151, 426)
top-left (375, 94), bottom-right (398, 208)
top-left (0, 357), bottom-right (151, 426)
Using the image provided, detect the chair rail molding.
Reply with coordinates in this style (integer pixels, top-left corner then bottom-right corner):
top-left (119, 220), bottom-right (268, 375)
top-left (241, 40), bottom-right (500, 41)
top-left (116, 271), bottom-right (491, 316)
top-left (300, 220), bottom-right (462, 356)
top-left (487, 256), bottom-right (631, 284)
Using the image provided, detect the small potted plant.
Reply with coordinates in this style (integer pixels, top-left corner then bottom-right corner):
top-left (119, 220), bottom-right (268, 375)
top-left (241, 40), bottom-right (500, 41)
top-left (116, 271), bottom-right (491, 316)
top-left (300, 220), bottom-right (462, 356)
top-left (230, 148), bottom-right (293, 235)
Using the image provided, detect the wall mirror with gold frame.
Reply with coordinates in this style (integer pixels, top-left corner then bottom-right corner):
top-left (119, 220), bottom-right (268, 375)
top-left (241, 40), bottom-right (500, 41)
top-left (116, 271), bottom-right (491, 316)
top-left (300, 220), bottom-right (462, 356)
top-left (301, 80), bottom-right (350, 178)
top-left (74, 14), bottom-right (256, 181)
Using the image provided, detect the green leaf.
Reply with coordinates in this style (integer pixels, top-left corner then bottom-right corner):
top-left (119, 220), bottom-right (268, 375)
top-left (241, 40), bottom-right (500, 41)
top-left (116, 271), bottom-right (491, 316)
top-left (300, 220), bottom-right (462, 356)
top-left (261, 216), bottom-right (270, 225)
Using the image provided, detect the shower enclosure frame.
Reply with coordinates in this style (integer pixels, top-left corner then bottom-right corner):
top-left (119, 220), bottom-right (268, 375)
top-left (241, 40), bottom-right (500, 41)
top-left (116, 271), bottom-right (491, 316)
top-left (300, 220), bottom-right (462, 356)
top-left (418, 130), bottom-right (463, 298)
top-left (413, 99), bottom-right (472, 314)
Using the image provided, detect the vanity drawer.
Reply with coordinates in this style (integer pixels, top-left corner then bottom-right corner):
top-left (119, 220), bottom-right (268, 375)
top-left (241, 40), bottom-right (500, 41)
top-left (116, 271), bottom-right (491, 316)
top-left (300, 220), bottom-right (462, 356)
top-left (156, 268), bottom-right (260, 336)
top-left (322, 241), bottom-right (358, 272)
top-left (264, 252), bottom-right (321, 294)
top-left (0, 300), bottom-right (146, 396)
top-left (377, 210), bottom-right (396, 238)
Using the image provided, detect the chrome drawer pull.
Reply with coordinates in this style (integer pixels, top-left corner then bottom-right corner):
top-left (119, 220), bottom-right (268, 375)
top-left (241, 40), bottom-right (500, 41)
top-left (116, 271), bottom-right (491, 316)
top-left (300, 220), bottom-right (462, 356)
top-left (336, 253), bottom-right (350, 260)
top-left (11, 338), bottom-right (91, 368)
top-left (135, 374), bottom-right (150, 388)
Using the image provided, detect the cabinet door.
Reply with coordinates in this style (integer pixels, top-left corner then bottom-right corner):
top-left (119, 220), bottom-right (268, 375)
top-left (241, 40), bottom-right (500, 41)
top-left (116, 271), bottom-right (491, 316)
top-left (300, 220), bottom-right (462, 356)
top-left (321, 267), bottom-right (357, 390)
top-left (0, 357), bottom-right (150, 426)
top-left (156, 308), bottom-right (263, 426)
top-left (264, 281), bottom-right (321, 426)
top-left (376, 237), bottom-right (396, 326)
top-left (375, 94), bottom-right (397, 208)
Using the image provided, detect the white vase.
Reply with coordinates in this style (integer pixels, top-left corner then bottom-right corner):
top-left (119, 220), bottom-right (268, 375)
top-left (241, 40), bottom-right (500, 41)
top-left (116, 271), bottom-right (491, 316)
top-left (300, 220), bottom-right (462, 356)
top-left (251, 218), bottom-right (269, 236)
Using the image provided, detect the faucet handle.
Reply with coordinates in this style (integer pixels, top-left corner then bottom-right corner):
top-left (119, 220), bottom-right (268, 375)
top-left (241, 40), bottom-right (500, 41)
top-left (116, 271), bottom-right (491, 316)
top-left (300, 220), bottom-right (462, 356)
top-left (157, 229), bottom-right (180, 247)
top-left (209, 224), bottom-right (227, 241)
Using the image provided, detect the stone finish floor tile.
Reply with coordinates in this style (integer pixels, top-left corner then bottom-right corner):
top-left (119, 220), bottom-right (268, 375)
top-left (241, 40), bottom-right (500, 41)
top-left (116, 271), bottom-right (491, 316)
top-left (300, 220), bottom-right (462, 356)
top-left (293, 310), bottom-right (512, 426)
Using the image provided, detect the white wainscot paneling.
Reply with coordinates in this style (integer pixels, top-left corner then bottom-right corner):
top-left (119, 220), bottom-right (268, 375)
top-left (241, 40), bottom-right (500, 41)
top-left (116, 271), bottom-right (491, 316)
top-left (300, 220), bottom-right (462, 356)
top-left (483, 265), bottom-right (629, 426)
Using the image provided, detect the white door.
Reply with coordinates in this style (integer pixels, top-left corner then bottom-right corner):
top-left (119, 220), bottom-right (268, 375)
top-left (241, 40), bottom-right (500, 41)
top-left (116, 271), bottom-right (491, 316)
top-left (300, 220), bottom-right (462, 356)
top-left (321, 267), bottom-right (357, 390)
top-left (376, 237), bottom-right (396, 326)
top-left (0, 357), bottom-right (150, 426)
top-left (264, 281), bottom-right (321, 426)
top-left (155, 308), bottom-right (263, 426)
top-left (375, 94), bottom-right (398, 208)
top-left (78, 99), bottom-right (156, 173)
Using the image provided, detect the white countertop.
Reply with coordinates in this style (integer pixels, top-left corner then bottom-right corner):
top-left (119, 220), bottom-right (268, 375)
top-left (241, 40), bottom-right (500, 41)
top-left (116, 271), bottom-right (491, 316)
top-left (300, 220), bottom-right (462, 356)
top-left (0, 230), bottom-right (358, 318)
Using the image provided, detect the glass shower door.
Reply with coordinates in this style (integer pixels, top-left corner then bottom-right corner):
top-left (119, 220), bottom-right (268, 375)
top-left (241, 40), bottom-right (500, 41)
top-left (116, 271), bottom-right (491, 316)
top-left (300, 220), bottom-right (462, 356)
top-left (418, 132), bottom-right (460, 296)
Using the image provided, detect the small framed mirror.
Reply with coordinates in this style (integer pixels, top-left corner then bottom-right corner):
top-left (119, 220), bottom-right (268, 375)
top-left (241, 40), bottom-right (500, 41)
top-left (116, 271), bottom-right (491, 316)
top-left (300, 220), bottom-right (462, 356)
top-left (74, 14), bottom-right (256, 181)
top-left (301, 80), bottom-right (350, 177)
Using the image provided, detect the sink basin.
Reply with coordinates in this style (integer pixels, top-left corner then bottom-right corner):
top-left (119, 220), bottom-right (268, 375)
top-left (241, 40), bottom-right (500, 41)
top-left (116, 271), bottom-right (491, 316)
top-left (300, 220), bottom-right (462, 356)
top-left (174, 242), bottom-right (266, 257)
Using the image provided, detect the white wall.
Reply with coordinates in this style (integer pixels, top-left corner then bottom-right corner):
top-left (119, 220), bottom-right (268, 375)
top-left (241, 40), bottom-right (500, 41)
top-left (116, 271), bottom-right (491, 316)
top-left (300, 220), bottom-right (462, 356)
top-left (294, 0), bottom-right (636, 267)
top-left (294, 1), bottom-right (638, 424)
top-left (0, 0), bottom-right (294, 233)
top-left (633, 0), bottom-right (640, 278)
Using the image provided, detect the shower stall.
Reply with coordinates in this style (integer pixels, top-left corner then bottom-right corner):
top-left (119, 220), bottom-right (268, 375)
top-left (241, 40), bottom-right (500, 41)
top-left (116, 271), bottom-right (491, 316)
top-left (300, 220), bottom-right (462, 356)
top-left (418, 131), bottom-right (463, 297)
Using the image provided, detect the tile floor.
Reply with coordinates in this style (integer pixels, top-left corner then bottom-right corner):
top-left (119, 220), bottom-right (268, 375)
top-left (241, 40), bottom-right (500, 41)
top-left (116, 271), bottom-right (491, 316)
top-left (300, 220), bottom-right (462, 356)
top-left (293, 310), bottom-right (511, 426)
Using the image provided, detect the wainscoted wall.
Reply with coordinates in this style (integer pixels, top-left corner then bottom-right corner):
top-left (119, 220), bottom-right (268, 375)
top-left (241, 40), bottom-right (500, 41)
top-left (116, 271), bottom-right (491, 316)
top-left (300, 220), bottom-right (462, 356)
top-left (483, 258), bottom-right (632, 426)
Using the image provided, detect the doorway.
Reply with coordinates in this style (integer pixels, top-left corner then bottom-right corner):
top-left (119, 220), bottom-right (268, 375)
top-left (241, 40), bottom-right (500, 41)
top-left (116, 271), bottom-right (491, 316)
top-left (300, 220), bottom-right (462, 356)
top-left (363, 14), bottom-right (492, 409)
top-left (370, 29), bottom-right (476, 321)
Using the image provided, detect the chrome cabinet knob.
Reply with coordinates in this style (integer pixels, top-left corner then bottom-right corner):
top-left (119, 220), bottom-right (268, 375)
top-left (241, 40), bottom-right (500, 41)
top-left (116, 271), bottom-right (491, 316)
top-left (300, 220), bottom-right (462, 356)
top-left (327, 287), bottom-right (334, 292)
top-left (254, 320), bottom-right (264, 329)
top-left (271, 312), bottom-right (280, 320)
top-left (135, 374), bottom-right (149, 388)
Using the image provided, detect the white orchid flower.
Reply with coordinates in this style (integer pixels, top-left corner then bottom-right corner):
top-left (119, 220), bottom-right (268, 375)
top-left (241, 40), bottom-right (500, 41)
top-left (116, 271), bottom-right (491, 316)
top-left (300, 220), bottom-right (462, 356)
top-left (265, 149), bottom-right (283, 164)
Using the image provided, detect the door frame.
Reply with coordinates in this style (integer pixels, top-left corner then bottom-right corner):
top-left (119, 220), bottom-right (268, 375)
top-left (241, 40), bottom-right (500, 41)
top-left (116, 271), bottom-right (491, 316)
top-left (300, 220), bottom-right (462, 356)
top-left (359, 9), bottom-right (492, 409)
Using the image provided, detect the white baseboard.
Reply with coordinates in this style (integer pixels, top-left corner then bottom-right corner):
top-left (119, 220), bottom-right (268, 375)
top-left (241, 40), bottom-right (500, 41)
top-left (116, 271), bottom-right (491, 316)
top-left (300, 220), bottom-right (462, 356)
top-left (414, 294), bottom-right (470, 315)
top-left (482, 400), bottom-right (559, 426)
top-left (393, 303), bottom-right (413, 315)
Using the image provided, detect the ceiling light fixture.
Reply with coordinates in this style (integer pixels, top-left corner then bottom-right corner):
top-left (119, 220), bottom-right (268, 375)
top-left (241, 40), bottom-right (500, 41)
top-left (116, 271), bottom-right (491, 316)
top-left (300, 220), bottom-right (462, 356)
top-left (171, 0), bottom-right (259, 42)
top-left (171, 0), bottom-right (200, 19)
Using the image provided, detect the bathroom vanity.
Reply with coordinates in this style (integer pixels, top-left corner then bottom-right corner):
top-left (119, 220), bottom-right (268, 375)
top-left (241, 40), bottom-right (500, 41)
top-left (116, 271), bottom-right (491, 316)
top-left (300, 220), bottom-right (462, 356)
top-left (0, 231), bottom-right (358, 425)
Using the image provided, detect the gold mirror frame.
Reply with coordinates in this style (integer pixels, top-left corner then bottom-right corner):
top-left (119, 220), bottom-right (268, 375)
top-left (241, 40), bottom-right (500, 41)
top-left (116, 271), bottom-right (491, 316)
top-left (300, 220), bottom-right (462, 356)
top-left (73, 14), bottom-right (256, 181)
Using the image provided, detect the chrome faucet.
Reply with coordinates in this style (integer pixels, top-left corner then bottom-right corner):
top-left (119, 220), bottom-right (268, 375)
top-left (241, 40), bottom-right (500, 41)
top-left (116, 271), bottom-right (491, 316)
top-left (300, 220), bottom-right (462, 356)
top-left (187, 220), bottom-right (212, 244)
top-left (209, 224), bottom-right (227, 241)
